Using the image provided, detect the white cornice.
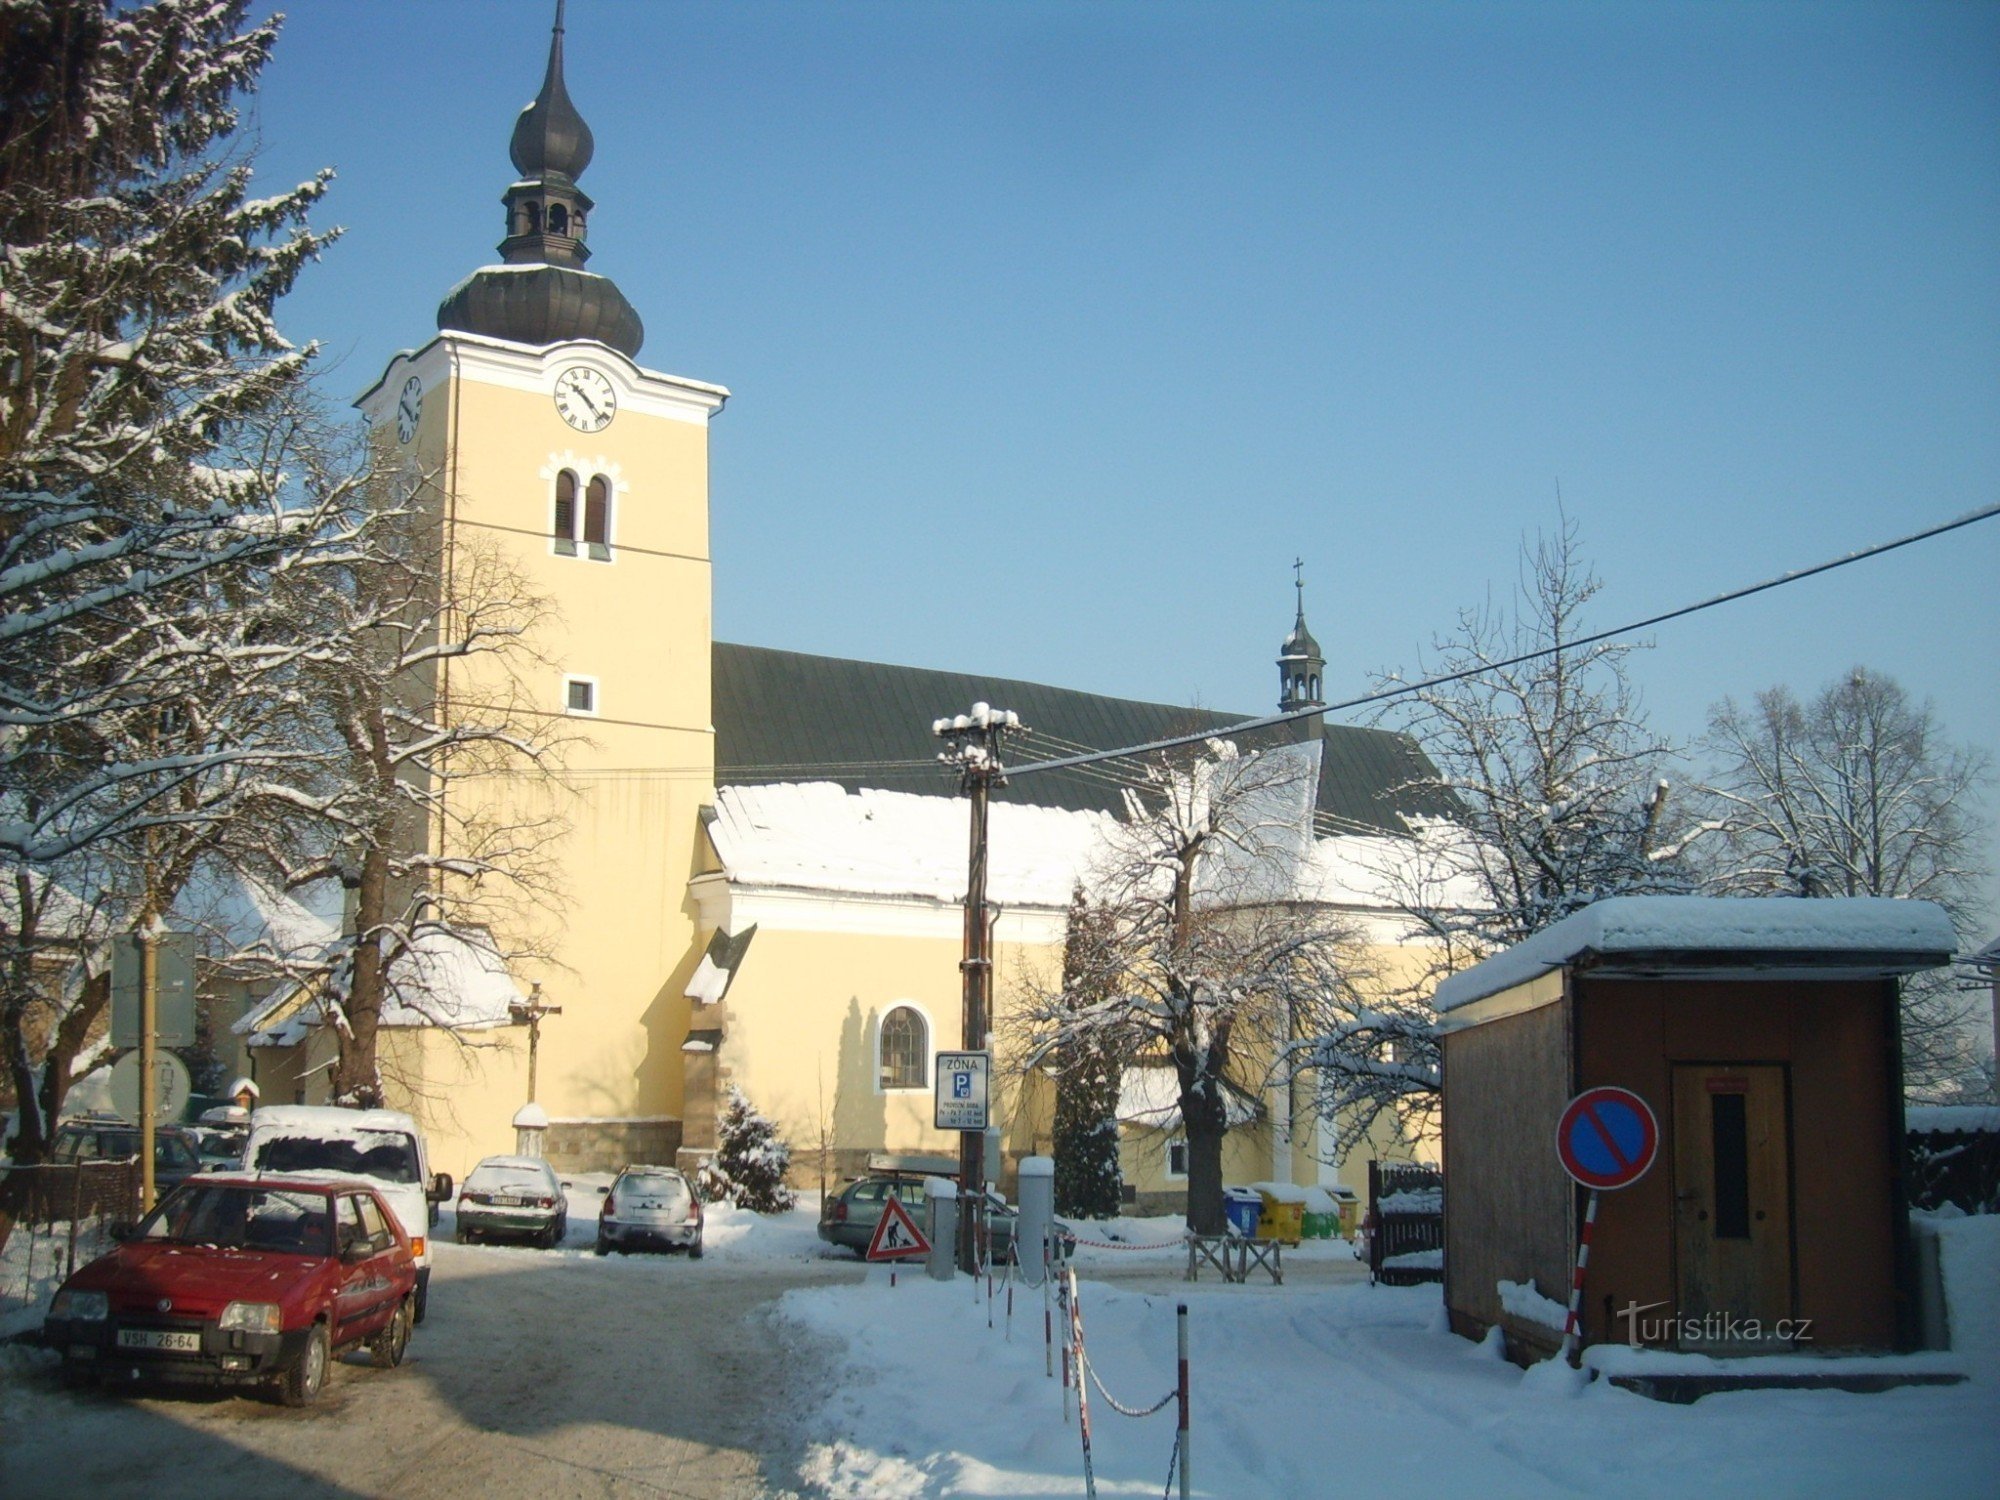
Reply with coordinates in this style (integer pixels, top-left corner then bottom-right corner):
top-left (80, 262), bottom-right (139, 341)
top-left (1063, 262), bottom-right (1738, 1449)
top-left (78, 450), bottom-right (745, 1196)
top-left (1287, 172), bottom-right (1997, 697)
top-left (356, 332), bottom-right (729, 428)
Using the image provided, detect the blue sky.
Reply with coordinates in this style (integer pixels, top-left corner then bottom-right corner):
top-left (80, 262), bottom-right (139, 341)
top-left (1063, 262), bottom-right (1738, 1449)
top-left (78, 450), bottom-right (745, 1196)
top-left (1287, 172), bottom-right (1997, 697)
top-left (249, 1), bottom-right (1998, 925)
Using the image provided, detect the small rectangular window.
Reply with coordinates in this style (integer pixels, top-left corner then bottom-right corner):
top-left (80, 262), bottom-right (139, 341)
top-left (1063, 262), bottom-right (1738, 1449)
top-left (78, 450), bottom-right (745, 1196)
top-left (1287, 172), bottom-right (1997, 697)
top-left (1166, 1139), bottom-right (1189, 1179)
top-left (565, 677), bottom-right (596, 716)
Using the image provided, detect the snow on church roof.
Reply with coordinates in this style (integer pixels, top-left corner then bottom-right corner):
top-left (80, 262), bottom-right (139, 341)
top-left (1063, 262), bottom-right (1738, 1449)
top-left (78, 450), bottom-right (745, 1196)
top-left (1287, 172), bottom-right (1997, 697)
top-left (705, 782), bottom-right (1118, 907)
top-left (1434, 895), bottom-right (1960, 1014)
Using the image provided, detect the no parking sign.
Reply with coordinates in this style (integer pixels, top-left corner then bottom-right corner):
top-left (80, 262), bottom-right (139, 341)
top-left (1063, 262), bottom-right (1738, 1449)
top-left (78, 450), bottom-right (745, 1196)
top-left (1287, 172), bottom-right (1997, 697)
top-left (1555, 1085), bottom-right (1659, 1190)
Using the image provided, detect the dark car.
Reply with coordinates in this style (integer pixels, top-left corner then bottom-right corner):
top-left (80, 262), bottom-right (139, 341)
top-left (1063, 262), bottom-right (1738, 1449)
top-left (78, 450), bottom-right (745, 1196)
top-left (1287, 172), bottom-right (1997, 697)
top-left (43, 1173), bottom-right (417, 1406)
top-left (595, 1165), bottom-right (703, 1257)
top-left (818, 1172), bottom-right (1075, 1266)
top-left (457, 1155), bottom-right (567, 1247)
top-left (50, 1116), bottom-right (202, 1195)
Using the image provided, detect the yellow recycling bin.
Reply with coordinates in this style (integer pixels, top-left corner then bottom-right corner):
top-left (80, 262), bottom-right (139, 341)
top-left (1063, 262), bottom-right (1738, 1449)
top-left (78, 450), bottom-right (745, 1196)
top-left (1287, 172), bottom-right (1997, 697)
top-left (1254, 1184), bottom-right (1305, 1246)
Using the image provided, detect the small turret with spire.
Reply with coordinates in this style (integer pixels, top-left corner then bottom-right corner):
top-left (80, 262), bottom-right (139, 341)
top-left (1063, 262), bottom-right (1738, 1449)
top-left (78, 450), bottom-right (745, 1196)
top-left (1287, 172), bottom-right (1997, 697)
top-left (1278, 559), bottom-right (1326, 717)
top-left (437, 0), bottom-right (645, 356)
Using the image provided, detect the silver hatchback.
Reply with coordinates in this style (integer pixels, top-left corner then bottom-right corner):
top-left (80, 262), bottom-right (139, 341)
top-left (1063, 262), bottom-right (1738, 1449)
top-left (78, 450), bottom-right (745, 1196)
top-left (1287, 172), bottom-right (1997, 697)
top-left (595, 1166), bottom-right (704, 1257)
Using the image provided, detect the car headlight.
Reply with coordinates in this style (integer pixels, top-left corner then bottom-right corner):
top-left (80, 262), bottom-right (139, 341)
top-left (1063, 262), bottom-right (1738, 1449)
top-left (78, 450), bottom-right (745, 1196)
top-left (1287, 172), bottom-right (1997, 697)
top-left (50, 1289), bottom-right (107, 1321)
top-left (218, 1301), bottom-right (282, 1334)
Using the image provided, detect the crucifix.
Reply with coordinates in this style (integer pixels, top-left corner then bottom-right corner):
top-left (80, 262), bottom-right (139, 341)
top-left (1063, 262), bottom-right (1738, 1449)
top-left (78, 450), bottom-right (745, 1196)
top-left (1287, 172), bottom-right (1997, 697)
top-left (509, 983), bottom-right (564, 1103)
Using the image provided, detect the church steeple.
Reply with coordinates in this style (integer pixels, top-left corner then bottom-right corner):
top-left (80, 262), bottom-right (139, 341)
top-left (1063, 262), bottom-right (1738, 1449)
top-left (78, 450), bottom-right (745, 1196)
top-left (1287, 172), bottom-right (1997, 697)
top-left (437, 0), bottom-right (645, 356)
top-left (1277, 560), bottom-right (1326, 714)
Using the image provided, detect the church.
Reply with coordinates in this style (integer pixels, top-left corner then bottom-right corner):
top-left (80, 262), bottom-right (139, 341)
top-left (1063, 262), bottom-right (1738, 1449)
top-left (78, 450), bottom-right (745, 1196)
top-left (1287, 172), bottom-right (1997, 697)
top-left (240, 8), bottom-right (1453, 1209)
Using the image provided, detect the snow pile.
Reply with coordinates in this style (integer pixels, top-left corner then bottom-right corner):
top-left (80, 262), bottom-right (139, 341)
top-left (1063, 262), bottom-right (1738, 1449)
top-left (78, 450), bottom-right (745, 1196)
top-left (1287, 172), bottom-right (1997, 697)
top-left (1499, 1277), bottom-right (1571, 1333)
top-left (1935, 1212), bottom-right (2000, 1358)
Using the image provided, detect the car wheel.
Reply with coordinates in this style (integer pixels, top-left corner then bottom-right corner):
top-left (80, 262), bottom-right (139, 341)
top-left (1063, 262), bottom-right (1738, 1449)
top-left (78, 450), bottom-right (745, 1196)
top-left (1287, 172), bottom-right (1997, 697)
top-left (280, 1321), bottom-right (330, 1407)
top-left (458, 1226), bottom-right (477, 1245)
top-left (546, 1215), bottom-right (565, 1249)
top-left (413, 1274), bottom-right (429, 1326)
top-left (689, 1236), bottom-right (703, 1260)
top-left (594, 1236), bottom-right (609, 1256)
top-left (370, 1296), bottom-right (413, 1369)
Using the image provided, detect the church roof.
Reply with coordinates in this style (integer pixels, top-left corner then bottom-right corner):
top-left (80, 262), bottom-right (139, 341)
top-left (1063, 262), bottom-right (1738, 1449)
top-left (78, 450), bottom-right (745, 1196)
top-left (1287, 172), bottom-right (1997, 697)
top-left (711, 642), bottom-right (1457, 836)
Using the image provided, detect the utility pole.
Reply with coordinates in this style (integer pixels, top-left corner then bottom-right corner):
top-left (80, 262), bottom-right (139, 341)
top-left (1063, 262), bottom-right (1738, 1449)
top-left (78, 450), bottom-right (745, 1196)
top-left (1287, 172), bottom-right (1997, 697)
top-left (934, 702), bottom-right (1023, 1274)
top-left (510, 983), bottom-right (563, 1103)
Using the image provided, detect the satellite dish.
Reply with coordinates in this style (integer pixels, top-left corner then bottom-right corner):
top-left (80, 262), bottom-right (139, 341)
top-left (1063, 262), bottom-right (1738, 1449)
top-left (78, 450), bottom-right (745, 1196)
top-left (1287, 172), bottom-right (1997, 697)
top-left (108, 1049), bottom-right (192, 1124)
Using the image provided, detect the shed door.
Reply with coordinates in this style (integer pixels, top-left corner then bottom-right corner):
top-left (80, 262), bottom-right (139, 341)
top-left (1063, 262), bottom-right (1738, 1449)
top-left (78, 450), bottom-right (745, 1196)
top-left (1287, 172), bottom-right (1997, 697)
top-left (1672, 1064), bottom-right (1794, 1349)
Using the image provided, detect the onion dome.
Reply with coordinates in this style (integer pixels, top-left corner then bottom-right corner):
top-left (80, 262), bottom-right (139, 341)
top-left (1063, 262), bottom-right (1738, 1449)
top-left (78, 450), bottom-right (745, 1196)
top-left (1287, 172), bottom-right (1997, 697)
top-left (437, 0), bottom-right (644, 357)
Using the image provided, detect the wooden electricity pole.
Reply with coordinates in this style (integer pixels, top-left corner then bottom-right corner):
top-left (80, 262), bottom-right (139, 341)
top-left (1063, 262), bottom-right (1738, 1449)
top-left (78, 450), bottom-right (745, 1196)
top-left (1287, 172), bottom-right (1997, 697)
top-left (935, 704), bottom-right (1023, 1274)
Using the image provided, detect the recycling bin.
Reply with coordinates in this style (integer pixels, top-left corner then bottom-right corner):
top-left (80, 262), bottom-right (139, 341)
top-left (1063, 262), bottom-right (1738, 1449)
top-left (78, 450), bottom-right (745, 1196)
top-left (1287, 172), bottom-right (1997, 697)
top-left (1256, 1187), bottom-right (1304, 1246)
top-left (1223, 1187), bottom-right (1263, 1238)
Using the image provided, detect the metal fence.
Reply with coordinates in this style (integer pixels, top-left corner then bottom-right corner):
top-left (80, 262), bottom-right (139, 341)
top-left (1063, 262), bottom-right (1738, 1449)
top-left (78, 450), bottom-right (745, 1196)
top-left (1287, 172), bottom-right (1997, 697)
top-left (1367, 1159), bottom-right (1444, 1286)
top-left (1, 1159), bottom-right (141, 1319)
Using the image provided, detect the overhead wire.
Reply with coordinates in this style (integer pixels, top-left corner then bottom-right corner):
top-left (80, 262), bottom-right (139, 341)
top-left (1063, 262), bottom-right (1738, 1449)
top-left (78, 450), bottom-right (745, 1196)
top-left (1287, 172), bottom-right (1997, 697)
top-left (1003, 500), bottom-right (2000, 782)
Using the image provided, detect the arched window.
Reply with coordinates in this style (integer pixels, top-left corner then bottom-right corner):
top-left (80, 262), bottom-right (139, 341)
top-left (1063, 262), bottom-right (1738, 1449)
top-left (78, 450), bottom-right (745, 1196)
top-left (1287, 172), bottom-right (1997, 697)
top-left (552, 469), bottom-right (578, 554)
top-left (548, 203), bottom-right (569, 236)
top-left (584, 475), bottom-right (611, 559)
top-left (878, 1007), bottom-right (927, 1090)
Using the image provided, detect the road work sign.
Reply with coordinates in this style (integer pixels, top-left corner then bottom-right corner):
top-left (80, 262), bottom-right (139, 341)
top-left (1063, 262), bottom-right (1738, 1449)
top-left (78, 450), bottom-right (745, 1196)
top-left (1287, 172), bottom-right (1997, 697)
top-left (865, 1194), bottom-right (931, 1261)
top-left (933, 1050), bottom-right (990, 1131)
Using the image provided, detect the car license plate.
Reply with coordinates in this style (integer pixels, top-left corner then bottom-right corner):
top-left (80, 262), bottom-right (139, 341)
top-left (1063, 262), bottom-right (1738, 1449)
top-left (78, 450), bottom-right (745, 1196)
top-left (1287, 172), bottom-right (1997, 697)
top-left (117, 1328), bottom-right (201, 1353)
top-left (491, 1195), bottom-right (525, 1206)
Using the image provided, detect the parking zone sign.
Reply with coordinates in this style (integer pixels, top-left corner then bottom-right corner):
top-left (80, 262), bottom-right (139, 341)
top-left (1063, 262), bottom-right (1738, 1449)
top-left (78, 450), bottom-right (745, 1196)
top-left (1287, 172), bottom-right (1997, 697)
top-left (933, 1050), bottom-right (990, 1131)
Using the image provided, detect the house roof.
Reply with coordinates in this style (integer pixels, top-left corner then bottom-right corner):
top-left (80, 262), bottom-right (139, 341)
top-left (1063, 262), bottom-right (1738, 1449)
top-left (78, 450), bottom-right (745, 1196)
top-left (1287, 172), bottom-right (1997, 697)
top-left (1434, 895), bottom-right (1961, 1015)
top-left (712, 641), bottom-right (1454, 836)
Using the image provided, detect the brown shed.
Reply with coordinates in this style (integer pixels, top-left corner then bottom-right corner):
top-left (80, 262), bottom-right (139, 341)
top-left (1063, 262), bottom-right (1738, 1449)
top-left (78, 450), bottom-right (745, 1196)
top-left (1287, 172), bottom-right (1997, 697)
top-left (1436, 895), bottom-right (1957, 1361)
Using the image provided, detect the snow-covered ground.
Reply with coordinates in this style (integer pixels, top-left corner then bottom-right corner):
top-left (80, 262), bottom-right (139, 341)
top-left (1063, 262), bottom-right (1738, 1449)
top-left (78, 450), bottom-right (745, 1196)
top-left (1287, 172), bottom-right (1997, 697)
top-left (779, 1213), bottom-right (2000, 1499)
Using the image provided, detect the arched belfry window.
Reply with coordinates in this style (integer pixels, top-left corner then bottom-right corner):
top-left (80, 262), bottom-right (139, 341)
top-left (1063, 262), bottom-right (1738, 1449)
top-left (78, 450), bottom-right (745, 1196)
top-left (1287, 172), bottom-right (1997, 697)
top-left (584, 475), bottom-right (611, 559)
top-left (878, 1006), bottom-right (927, 1091)
top-left (548, 203), bottom-right (569, 236)
top-left (552, 469), bottom-right (578, 554)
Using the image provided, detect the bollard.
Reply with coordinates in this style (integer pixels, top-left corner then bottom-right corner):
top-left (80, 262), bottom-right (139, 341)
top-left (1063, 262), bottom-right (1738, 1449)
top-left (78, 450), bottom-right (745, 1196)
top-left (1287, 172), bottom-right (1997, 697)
top-left (1177, 1303), bottom-right (1190, 1500)
top-left (1015, 1154), bottom-right (1054, 1286)
top-left (926, 1176), bottom-right (959, 1282)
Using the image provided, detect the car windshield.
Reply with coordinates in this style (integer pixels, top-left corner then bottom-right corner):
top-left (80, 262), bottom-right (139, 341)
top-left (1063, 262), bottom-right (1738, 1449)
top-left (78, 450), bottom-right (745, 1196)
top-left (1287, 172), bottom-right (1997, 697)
top-left (466, 1163), bottom-right (556, 1195)
top-left (250, 1130), bottom-right (421, 1184)
top-left (140, 1182), bottom-right (333, 1256)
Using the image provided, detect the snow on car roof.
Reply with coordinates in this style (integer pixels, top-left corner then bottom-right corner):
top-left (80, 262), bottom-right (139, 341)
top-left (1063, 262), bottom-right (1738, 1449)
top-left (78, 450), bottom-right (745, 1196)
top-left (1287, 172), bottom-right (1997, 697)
top-left (1433, 895), bottom-right (1959, 1014)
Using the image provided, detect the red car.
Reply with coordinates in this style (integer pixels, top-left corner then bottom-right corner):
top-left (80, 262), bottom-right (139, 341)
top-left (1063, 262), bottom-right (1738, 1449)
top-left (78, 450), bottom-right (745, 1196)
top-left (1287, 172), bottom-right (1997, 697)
top-left (43, 1173), bottom-right (417, 1405)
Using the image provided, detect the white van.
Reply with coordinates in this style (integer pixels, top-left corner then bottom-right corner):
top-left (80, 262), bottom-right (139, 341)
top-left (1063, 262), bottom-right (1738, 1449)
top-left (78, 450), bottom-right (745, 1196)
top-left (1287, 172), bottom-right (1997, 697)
top-left (243, 1105), bottom-right (454, 1322)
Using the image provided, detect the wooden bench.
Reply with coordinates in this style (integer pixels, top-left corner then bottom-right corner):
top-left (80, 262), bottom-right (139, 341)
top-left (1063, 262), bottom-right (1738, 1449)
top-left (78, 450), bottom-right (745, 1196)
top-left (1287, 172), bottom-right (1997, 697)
top-left (1185, 1233), bottom-right (1283, 1285)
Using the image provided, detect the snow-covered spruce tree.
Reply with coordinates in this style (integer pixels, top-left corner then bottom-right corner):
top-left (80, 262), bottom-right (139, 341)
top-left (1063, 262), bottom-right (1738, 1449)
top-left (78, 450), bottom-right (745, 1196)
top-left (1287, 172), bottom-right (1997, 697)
top-left (698, 1085), bottom-right (797, 1213)
top-left (2, 0), bottom-right (334, 1227)
top-left (1049, 886), bottom-right (1124, 1220)
top-left (1019, 741), bottom-right (1366, 1235)
top-left (1308, 514), bottom-right (1694, 1156)
top-left (1696, 667), bottom-right (1991, 1095)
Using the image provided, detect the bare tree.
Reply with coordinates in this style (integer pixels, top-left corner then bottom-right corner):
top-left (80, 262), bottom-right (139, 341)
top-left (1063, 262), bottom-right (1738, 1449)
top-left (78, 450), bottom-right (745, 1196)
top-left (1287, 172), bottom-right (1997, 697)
top-left (1304, 514), bottom-right (1692, 1154)
top-left (264, 486), bottom-right (572, 1108)
top-left (1019, 741), bottom-right (1366, 1234)
top-left (1698, 666), bottom-right (1991, 1093)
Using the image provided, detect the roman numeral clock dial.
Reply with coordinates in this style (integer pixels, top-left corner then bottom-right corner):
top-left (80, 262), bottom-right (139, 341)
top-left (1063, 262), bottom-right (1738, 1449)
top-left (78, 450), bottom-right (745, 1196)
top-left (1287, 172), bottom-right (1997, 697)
top-left (553, 365), bottom-right (617, 432)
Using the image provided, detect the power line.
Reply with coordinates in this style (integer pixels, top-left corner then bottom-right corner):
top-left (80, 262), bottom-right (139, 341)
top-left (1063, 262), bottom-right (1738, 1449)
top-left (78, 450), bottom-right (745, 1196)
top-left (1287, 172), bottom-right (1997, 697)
top-left (1006, 500), bottom-right (2000, 781)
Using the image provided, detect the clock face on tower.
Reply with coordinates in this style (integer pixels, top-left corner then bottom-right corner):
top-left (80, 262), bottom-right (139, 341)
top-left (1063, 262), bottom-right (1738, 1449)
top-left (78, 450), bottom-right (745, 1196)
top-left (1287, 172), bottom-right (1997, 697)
top-left (553, 365), bottom-right (617, 432)
top-left (395, 375), bottom-right (423, 443)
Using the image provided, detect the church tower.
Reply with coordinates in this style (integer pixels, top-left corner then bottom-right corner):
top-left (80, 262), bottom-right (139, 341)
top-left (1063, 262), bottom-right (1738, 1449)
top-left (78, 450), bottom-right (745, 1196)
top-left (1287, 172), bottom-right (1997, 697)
top-left (1277, 563), bottom-right (1326, 717)
top-left (354, 2), bottom-right (726, 1173)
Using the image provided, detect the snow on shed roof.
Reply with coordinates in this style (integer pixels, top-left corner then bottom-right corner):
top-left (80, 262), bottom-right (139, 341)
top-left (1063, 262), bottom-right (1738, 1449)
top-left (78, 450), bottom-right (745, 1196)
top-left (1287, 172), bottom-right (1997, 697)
top-left (1434, 896), bottom-right (1959, 1015)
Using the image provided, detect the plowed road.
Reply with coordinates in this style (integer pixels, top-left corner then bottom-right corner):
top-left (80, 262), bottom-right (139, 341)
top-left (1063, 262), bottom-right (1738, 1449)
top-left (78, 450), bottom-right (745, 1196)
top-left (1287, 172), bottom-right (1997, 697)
top-left (2, 1240), bottom-right (862, 1499)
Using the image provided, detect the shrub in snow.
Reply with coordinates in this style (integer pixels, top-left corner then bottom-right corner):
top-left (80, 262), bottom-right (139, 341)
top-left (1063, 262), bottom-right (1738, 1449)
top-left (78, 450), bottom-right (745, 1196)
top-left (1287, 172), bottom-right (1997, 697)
top-left (698, 1085), bottom-right (797, 1213)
